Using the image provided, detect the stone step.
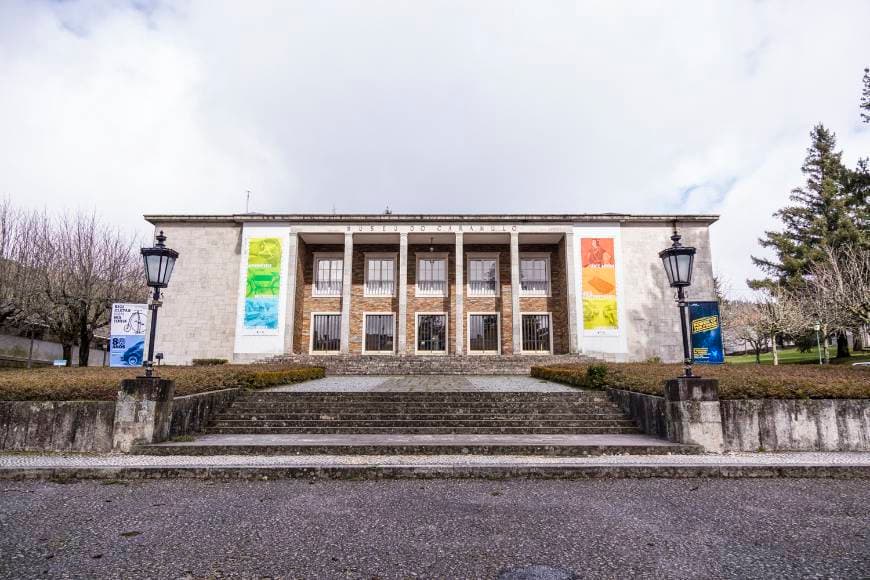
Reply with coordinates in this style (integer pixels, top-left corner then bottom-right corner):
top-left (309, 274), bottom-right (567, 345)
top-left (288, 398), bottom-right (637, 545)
top-left (215, 413), bottom-right (630, 421)
top-left (205, 426), bottom-right (642, 435)
top-left (237, 393), bottom-right (607, 401)
top-left (211, 418), bottom-right (638, 428)
top-left (137, 433), bottom-right (693, 457)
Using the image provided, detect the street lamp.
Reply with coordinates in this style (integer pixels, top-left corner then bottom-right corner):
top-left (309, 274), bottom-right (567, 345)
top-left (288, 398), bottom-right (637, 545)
top-left (140, 231), bottom-right (178, 377)
top-left (659, 227), bottom-right (696, 377)
top-left (814, 321), bottom-right (822, 365)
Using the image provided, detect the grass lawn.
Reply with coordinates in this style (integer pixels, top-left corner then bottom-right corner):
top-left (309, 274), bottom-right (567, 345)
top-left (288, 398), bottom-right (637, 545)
top-left (726, 347), bottom-right (870, 366)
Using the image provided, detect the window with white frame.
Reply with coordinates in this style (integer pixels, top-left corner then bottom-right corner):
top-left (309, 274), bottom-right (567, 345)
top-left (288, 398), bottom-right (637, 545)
top-left (416, 313), bottom-right (447, 353)
top-left (313, 255), bottom-right (343, 297)
top-left (416, 254), bottom-right (447, 297)
top-left (364, 313), bottom-right (395, 352)
top-left (311, 313), bottom-right (341, 353)
top-left (364, 255), bottom-right (396, 297)
top-left (467, 254), bottom-right (499, 296)
top-left (520, 254), bottom-right (550, 296)
top-left (521, 313), bottom-right (552, 353)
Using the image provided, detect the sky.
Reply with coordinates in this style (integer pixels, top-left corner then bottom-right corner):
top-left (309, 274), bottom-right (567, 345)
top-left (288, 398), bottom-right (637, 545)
top-left (1, 0), bottom-right (868, 298)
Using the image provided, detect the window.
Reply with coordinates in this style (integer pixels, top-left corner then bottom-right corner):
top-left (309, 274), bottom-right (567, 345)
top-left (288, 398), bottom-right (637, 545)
top-left (364, 255), bottom-right (396, 297)
top-left (521, 313), bottom-right (552, 353)
top-left (467, 254), bottom-right (499, 296)
top-left (313, 255), bottom-right (343, 297)
top-left (364, 313), bottom-right (395, 353)
top-left (416, 313), bottom-right (447, 353)
top-left (416, 254), bottom-right (447, 297)
top-left (311, 313), bottom-right (341, 353)
top-left (468, 313), bottom-right (499, 353)
top-left (520, 254), bottom-right (550, 296)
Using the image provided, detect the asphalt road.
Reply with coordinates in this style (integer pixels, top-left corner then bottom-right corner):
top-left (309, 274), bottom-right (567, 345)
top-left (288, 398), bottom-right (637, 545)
top-left (1, 478), bottom-right (868, 579)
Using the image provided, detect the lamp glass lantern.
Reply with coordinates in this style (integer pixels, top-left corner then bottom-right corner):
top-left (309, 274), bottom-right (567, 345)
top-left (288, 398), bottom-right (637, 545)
top-left (659, 229), bottom-right (697, 377)
top-left (139, 231), bottom-right (178, 377)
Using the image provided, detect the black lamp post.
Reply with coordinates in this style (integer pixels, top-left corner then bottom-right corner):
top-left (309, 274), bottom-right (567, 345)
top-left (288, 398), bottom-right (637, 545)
top-left (140, 231), bottom-right (178, 377)
top-left (658, 227), bottom-right (696, 377)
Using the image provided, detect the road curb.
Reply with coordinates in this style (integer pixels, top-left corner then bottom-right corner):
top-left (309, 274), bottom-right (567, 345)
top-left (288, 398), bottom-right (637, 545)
top-left (2, 464), bottom-right (869, 481)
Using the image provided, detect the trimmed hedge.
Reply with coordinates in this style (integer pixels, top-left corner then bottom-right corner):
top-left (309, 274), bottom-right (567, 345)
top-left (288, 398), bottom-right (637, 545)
top-left (0, 364), bottom-right (325, 401)
top-left (191, 358), bottom-right (229, 366)
top-left (532, 362), bottom-right (870, 400)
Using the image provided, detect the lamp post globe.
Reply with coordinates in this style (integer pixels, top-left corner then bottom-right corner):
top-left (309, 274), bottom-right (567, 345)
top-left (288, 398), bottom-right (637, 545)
top-left (659, 228), bottom-right (696, 377)
top-left (140, 231), bottom-right (178, 377)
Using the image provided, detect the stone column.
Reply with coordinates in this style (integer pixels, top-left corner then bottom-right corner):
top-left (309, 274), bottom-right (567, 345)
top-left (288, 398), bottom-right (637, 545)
top-left (397, 232), bottom-right (408, 354)
top-left (454, 232), bottom-right (464, 355)
top-left (564, 230), bottom-right (580, 354)
top-left (510, 231), bottom-right (522, 354)
top-left (112, 376), bottom-right (175, 452)
top-left (340, 232), bottom-right (353, 354)
top-left (664, 377), bottom-right (725, 453)
top-left (283, 232), bottom-right (299, 354)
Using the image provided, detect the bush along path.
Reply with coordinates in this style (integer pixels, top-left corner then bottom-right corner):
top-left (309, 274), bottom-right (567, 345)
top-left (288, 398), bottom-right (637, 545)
top-left (532, 362), bottom-right (870, 400)
top-left (0, 365), bottom-right (325, 401)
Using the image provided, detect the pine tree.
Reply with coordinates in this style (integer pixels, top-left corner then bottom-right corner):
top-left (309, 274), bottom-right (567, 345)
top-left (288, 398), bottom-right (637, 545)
top-left (861, 67), bottom-right (870, 124)
top-left (750, 124), bottom-right (862, 288)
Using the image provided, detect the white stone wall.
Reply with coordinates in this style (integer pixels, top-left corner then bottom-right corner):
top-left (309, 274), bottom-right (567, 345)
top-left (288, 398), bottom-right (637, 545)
top-left (149, 222), bottom-right (242, 365)
top-left (620, 223), bottom-right (715, 363)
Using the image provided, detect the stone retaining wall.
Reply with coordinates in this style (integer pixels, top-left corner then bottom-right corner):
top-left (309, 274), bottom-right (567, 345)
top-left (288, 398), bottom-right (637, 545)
top-left (606, 388), bottom-right (667, 438)
top-left (609, 388), bottom-right (870, 452)
top-left (721, 399), bottom-right (870, 452)
top-left (0, 401), bottom-right (115, 452)
top-left (169, 388), bottom-right (240, 437)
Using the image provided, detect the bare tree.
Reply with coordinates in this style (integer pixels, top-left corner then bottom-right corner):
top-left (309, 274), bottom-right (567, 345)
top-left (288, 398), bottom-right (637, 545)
top-left (795, 271), bottom-right (852, 364)
top-left (36, 212), bottom-right (146, 366)
top-left (721, 299), bottom-right (767, 363)
top-left (754, 286), bottom-right (805, 365)
top-left (808, 245), bottom-right (870, 332)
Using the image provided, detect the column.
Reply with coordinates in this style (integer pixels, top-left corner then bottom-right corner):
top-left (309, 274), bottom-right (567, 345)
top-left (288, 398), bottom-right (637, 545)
top-left (397, 232), bottom-right (408, 354)
top-left (454, 232), bottom-right (464, 355)
top-left (340, 232), bottom-right (353, 354)
top-left (510, 231), bottom-right (522, 354)
top-left (283, 232), bottom-right (298, 354)
top-left (564, 230), bottom-right (580, 354)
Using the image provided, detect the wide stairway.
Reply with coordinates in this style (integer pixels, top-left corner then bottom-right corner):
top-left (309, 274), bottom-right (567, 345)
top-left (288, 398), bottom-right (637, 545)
top-left (255, 354), bottom-right (594, 375)
top-left (137, 388), bottom-right (700, 456)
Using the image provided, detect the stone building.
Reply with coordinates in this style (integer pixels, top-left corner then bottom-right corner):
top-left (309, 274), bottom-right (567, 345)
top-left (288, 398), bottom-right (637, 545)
top-left (143, 213), bottom-right (717, 365)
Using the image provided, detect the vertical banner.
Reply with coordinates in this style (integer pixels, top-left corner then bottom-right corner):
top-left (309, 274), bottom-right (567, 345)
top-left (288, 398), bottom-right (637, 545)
top-left (689, 301), bottom-right (725, 364)
top-left (244, 237), bottom-right (282, 334)
top-left (581, 237), bottom-right (618, 335)
top-left (110, 303), bottom-right (147, 367)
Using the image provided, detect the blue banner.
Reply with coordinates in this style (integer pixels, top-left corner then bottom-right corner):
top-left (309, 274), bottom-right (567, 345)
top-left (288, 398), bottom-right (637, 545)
top-left (110, 303), bottom-right (147, 367)
top-left (689, 301), bottom-right (725, 364)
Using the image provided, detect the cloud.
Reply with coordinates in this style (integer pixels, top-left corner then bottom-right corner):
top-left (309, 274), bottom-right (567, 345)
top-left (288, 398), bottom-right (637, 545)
top-left (0, 0), bottom-right (868, 297)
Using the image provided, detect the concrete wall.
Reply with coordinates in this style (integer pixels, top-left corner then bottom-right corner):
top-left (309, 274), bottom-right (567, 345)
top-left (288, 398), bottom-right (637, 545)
top-left (721, 399), bottom-right (870, 452)
top-left (0, 334), bottom-right (107, 367)
top-left (149, 222), bottom-right (242, 365)
top-left (169, 388), bottom-right (240, 436)
top-left (0, 401), bottom-right (115, 452)
top-left (620, 222), bottom-right (716, 363)
top-left (607, 388), bottom-right (668, 438)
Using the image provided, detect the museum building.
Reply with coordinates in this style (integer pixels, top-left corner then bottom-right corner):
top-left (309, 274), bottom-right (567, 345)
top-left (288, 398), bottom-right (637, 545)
top-left (143, 213), bottom-right (718, 365)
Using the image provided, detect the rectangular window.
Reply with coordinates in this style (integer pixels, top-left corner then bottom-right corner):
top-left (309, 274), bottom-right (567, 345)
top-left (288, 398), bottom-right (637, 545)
top-left (313, 255), bottom-right (343, 297)
top-left (365, 255), bottom-right (396, 297)
top-left (311, 314), bottom-right (341, 352)
top-left (364, 314), bottom-right (395, 353)
top-left (521, 314), bottom-right (552, 353)
top-left (416, 255), bottom-right (447, 297)
top-left (520, 255), bottom-right (550, 296)
top-left (416, 314), bottom-right (447, 353)
top-left (467, 255), bottom-right (499, 296)
top-left (468, 314), bottom-right (499, 353)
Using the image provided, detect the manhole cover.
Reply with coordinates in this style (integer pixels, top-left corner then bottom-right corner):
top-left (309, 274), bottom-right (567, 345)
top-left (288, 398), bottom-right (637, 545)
top-left (497, 565), bottom-right (577, 580)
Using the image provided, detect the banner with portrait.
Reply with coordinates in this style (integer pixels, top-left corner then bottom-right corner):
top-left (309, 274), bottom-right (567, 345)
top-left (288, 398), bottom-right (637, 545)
top-left (581, 237), bottom-right (618, 335)
top-left (243, 237), bottom-right (282, 334)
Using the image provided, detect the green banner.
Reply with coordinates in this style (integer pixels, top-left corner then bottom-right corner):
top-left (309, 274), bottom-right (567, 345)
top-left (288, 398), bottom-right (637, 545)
top-left (244, 237), bottom-right (282, 330)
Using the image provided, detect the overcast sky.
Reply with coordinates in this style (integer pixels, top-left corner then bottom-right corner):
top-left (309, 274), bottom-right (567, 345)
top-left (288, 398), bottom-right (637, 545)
top-left (1, 0), bottom-right (868, 297)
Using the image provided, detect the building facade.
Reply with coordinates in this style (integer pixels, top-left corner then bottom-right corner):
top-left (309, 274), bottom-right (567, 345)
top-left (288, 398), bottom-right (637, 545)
top-left (143, 214), bottom-right (718, 364)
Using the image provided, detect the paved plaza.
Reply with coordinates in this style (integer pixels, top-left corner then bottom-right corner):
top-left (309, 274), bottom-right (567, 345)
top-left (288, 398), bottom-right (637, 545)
top-left (1, 478), bottom-right (867, 578)
top-left (265, 375), bottom-right (575, 392)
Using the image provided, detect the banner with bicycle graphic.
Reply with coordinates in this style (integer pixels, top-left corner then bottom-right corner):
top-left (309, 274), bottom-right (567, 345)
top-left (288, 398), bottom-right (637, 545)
top-left (110, 303), bottom-right (147, 367)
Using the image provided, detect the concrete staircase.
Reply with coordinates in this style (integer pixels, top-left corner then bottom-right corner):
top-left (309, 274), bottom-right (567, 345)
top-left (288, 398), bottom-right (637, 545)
top-left (255, 354), bottom-right (593, 375)
top-left (206, 391), bottom-right (640, 435)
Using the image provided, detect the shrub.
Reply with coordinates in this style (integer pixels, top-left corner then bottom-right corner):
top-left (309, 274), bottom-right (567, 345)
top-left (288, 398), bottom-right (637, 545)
top-left (0, 364), bottom-right (326, 401)
top-left (532, 362), bottom-right (870, 400)
top-left (191, 358), bottom-right (229, 366)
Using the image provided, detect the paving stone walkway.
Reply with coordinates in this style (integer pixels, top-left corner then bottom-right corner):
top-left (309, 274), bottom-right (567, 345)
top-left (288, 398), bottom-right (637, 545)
top-left (267, 375), bottom-right (574, 392)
